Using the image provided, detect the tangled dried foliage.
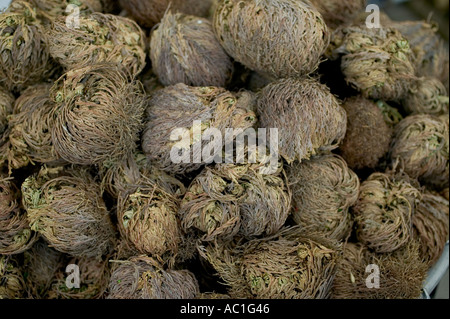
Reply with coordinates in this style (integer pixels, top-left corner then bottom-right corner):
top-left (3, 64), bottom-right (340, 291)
top-left (0, 255), bottom-right (26, 299)
top-left (309, 0), bottom-right (366, 29)
top-left (139, 68), bottom-right (163, 95)
top-left (375, 100), bottom-right (404, 128)
top-left (197, 292), bottom-right (231, 299)
top-left (48, 256), bottom-right (111, 299)
top-left (0, 176), bottom-right (38, 255)
top-left (12, 0), bottom-right (119, 20)
top-left (50, 64), bottom-right (145, 166)
top-left (116, 179), bottom-right (184, 266)
top-left (286, 155), bottom-right (359, 241)
top-left (150, 11), bottom-right (232, 87)
top-left (257, 77), bottom-right (347, 164)
top-left (119, 0), bottom-right (212, 28)
top-left (332, 241), bottom-right (427, 299)
top-left (142, 84), bottom-right (257, 176)
top-left (48, 13), bottom-right (146, 77)
top-left (329, 26), bottom-right (416, 101)
top-left (389, 20), bottom-right (449, 92)
top-left (0, 87), bottom-right (14, 169)
top-left (0, 1), bottom-right (55, 92)
top-left (352, 171), bottom-right (422, 253)
top-left (413, 191), bottom-right (449, 267)
top-left (108, 256), bottom-right (200, 299)
top-left (100, 151), bottom-right (185, 199)
top-left (180, 157), bottom-right (290, 241)
top-left (23, 240), bottom-right (64, 299)
top-left (6, 84), bottom-right (62, 171)
top-left (200, 227), bottom-right (340, 299)
top-left (340, 96), bottom-right (392, 170)
top-left (21, 166), bottom-right (116, 259)
top-left (389, 114), bottom-right (449, 189)
top-left (403, 77), bottom-right (449, 115)
top-left (213, 0), bottom-right (329, 79)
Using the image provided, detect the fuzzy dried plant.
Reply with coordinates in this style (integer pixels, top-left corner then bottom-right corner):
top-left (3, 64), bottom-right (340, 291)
top-left (150, 11), bottom-right (232, 87)
top-left (21, 166), bottom-right (117, 259)
top-left (0, 1), bottom-right (56, 92)
top-left (339, 96), bottom-right (392, 170)
top-left (403, 77), bottom-right (449, 115)
top-left (47, 13), bottom-right (146, 77)
top-left (257, 77), bottom-right (347, 164)
top-left (0, 176), bottom-right (38, 255)
top-left (199, 227), bottom-right (341, 299)
top-left (286, 154), bottom-right (359, 240)
top-left (0, 255), bottom-right (26, 299)
top-left (213, 0), bottom-right (330, 79)
top-left (352, 171), bottom-right (422, 253)
top-left (107, 256), bottom-right (200, 299)
top-left (309, 0), bottom-right (366, 29)
top-left (142, 84), bottom-right (257, 176)
top-left (329, 25), bottom-right (416, 101)
top-left (49, 64), bottom-right (146, 166)
top-left (389, 114), bottom-right (449, 189)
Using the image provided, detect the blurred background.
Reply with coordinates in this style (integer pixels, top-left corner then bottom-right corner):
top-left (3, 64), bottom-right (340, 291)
top-left (0, 0), bottom-right (448, 300)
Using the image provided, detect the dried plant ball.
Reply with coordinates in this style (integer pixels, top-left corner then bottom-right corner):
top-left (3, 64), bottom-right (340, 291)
top-left (119, 0), bottom-right (211, 28)
top-left (413, 191), bottom-right (449, 267)
top-left (330, 26), bottom-right (416, 101)
top-left (0, 255), bottom-right (26, 299)
top-left (389, 20), bottom-right (449, 90)
top-left (50, 64), bottom-right (145, 166)
top-left (201, 228), bottom-right (340, 299)
top-left (142, 84), bottom-right (257, 176)
top-left (47, 13), bottom-right (146, 77)
top-left (0, 3), bottom-right (55, 92)
top-left (340, 96), bottom-right (392, 170)
top-left (7, 84), bottom-right (61, 171)
top-left (0, 87), bottom-right (14, 138)
top-left (389, 114), bottom-right (449, 189)
top-left (108, 256), bottom-right (200, 299)
top-left (48, 256), bottom-right (111, 299)
top-left (100, 151), bottom-right (185, 199)
top-left (309, 0), bottom-right (366, 29)
top-left (257, 77), bottom-right (347, 163)
top-left (23, 240), bottom-right (64, 299)
top-left (180, 161), bottom-right (291, 241)
top-left (331, 242), bottom-right (428, 299)
top-left (150, 11), bottom-right (232, 87)
top-left (352, 172), bottom-right (421, 253)
top-left (21, 166), bottom-right (116, 259)
top-left (117, 182), bottom-right (182, 263)
top-left (213, 0), bottom-right (330, 79)
top-left (403, 77), bottom-right (449, 115)
top-left (0, 177), bottom-right (38, 255)
top-left (286, 155), bottom-right (359, 240)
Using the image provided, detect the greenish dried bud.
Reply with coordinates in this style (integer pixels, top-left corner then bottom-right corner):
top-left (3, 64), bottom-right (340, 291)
top-left (330, 26), bottom-right (416, 101)
top-left (200, 227), bottom-right (340, 299)
top-left (353, 171), bottom-right (422, 253)
top-left (142, 84), bottom-right (257, 176)
top-left (0, 176), bottom-right (38, 255)
top-left (0, 255), bottom-right (26, 299)
top-left (0, 2), bottom-right (56, 92)
top-left (403, 77), bottom-right (449, 115)
top-left (47, 13), bottom-right (146, 77)
top-left (389, 114), bottom-right (449, 189)
top-left (21, 166), bottom-right (116, 258)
